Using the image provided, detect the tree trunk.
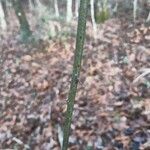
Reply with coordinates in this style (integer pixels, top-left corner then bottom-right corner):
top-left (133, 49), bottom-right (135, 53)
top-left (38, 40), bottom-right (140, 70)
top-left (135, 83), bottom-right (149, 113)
top-left (1, 0), bottom-right (8, 19)
top-left (35, 0), bottom-right (42, 8)
top-left (54, 0), bottom-right (59, 17)
top-left (146, 11), bottom-right (150, 23)
top-left (75, 0), bottom-right (79, 18)
top-left (35, 0), bottom-right (46, 18)
top-left (133, 0), bottom-right (138, 22)
top-left (29, 0), bottom-right (34, 11)
top-left (12, 0), bottom-right (31, 40)
top-left (62, 0), bottom-right (88, 149)
top-left (0, 0), bottom-right (7, 30)
top-left (66, 0), bottom-right (72, 22)
top-left (90, 0), bottom-right (97, 36)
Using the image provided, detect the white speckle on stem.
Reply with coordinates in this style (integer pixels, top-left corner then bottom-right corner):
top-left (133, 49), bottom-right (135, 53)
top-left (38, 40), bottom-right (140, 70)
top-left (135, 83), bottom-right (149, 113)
top-left (18, 12), bottom-right (22, 16)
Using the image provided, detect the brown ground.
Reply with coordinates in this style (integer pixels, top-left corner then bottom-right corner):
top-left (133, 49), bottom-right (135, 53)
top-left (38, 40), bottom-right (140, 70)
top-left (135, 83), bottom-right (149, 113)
top-left (0, 17), bottom-right (150, 150)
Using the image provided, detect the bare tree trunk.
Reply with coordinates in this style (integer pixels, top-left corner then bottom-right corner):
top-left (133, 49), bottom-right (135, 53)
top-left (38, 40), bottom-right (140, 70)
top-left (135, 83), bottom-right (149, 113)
top-left (133, 0), bottom-right (138, 22)
top-left (90, 0), bottom-right (97, 37)
top-left (66, 0), bottom-right (72, 22)
top-left (0, 0), bottom-right (7, 30)
top-left (35, 0), bottom-right (46, 18)
top-left (146, 11), bottom-right (150, 22)
top-left (75, 0), bottom-right (79, 18)
top-left (29, 0), bottom-right (34, 11)
top-left (36, 0), bottom-right (42, 8)
top-left (12, 0), bottom-right (31, 40)
top-left (1, 0), bottom-right (8, 18)
top-left (54, 0), bottom-right (59, 17)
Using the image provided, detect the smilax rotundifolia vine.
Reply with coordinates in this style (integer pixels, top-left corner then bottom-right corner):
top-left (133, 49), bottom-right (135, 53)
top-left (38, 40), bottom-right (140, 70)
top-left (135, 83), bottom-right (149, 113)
top-left (62, 0), bottom-right (89, 150)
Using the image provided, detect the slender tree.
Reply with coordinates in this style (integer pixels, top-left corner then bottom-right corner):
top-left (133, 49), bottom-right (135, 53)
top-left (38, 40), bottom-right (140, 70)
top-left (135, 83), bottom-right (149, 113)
top-left (12, 0), bottom-right (31, 41)
top-left (66, 0), bottom-right (72, 22)
top-left (146, 11), bottom-right (150, 23)
top-left (29, 0), bottom-right (35, 11)
top-left (62, 0), bottom-right (88, 150)
top-left (133, 0), bottom-right (138, 22)
top-left (1, 0), bottom-right (8, 21)
top-left (0, 0), bottom-right (7, 30)
top-left (54, 0), bottom-right (59, 17)
top-left (35, 0), bottom-right (42, 8)
top-left (90, 0), bottom-right (97, 37)
top-left (75, 0), bottom-right (79, 18)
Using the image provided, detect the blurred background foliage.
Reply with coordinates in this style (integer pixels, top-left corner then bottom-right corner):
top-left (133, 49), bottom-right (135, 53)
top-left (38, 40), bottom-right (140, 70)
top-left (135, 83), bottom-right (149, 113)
top-left (0, 0), bottom-right (149, 42)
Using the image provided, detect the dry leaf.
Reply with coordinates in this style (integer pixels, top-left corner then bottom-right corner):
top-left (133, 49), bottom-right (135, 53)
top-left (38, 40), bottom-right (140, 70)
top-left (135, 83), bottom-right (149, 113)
top-left (22, 55), bottom-right (32, 61)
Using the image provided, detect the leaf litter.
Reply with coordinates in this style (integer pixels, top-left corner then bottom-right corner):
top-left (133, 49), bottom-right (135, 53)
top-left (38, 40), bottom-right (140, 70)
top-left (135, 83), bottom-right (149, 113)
top-left (0, 18), bottom-right (150, 150)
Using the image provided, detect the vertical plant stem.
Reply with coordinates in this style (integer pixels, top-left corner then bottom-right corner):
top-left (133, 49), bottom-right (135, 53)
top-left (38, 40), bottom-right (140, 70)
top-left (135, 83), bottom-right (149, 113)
top-left (62, 0), bottom-right (88, 150)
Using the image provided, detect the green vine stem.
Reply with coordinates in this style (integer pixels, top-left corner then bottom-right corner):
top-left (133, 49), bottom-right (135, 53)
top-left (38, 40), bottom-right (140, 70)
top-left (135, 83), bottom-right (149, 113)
top-left (62, 0), bottom-right (88, 150)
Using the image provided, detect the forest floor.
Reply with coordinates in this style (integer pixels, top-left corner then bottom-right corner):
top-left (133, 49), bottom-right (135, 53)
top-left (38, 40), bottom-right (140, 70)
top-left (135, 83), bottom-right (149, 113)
top-left (0, 17), bottom-right (150, 150)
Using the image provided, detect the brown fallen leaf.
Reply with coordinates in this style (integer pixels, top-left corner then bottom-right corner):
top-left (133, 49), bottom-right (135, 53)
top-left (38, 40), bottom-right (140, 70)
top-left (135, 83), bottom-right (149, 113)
top-left (42, 79), bottom-right (49, 90)
top-left (22, 55), bottom-right (32, 61)
top-left (142, 99), bottom-right (150, 121)
top-left (31, 62), bottom-right (41, 68)
top-left (114, 101), bottom-right (124, 107)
